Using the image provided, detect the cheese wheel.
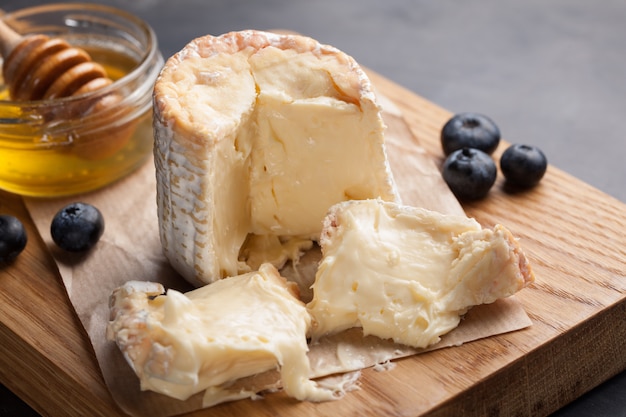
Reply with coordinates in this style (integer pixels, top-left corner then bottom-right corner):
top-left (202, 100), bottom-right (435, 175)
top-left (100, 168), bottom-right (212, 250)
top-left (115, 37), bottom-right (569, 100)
top-left (153, 30), bottom-right (399, 286)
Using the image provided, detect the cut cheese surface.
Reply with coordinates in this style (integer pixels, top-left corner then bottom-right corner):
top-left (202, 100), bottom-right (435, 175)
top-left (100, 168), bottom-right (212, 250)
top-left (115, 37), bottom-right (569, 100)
top-left (106, 264), bottom-right (338, 405)
top-left (153, 30), bottom-right (399, 286)
top-left (307, 199), bottom-right (535, 348)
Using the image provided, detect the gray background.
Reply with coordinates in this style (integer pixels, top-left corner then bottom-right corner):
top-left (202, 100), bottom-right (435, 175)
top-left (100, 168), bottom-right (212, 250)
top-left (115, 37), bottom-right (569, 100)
top-left (1, 1), bottom-right (625, 416)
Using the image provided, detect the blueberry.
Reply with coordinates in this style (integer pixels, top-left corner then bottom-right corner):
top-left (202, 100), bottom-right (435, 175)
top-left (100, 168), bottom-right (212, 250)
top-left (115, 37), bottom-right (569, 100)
top-left (0, 215), bottom-right (28, 262)
top-left (442, 148), bottom-right (497, 200)
top-left (51, 202), bottom-right (104, 252)
top-left (500, 144), bottom-right (548, 188)
top-left (441, 112), bottom-right (501, 156)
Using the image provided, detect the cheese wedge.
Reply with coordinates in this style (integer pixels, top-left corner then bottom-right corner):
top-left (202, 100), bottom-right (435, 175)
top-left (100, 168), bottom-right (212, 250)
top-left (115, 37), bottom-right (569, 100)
top-left (106, 264), bottom-right (338, 405)
top-left (307, 199), bottom-right (534, 348)
top-left (153, 30), bottom-right (399, 286)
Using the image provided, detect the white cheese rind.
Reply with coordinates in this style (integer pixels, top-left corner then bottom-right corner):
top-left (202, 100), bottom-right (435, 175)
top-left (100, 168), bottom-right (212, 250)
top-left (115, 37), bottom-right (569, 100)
top-left (106, 264), bottom-right (337, 404)
top-left (153, 30), bottom-right (399, 286)
top-left (307, 199), bottom-right (534, 348)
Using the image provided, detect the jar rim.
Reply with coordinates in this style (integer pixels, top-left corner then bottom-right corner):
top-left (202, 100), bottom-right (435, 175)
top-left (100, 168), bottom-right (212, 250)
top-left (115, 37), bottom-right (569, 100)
top-left (0, 2), bottom-right (160, 108)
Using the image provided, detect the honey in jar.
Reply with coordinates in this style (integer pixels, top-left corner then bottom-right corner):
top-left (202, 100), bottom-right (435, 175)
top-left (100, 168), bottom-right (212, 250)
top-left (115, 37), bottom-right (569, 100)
top-left (0, 4), bottom-right (163, 197)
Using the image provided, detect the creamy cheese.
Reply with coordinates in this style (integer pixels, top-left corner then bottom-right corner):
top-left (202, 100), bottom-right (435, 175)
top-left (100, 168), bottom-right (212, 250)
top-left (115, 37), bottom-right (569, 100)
top-left (153, 31), bottom-right (399, 286)
top-left (106, 264), bottom-right (338, 405)
top-left (307, 199), bottom-right (534, 348)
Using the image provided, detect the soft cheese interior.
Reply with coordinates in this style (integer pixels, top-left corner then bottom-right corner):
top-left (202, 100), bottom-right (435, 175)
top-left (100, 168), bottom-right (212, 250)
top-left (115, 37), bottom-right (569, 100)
top-left (307, 199), bottom-right (535, 348)
top-left (106, 264), bottom-right (338, 405)
top-left (154, 31), bottom-right (398, 286)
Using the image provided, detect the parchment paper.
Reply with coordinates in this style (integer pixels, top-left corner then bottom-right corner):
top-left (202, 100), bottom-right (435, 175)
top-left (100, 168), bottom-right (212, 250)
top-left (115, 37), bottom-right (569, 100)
top-left (23, 97), bottom-right (532, 416)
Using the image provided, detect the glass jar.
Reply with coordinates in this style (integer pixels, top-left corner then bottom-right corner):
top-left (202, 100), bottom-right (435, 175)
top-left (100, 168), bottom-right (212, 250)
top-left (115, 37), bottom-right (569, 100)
top-left (0, 4), bottom-right (163, 197)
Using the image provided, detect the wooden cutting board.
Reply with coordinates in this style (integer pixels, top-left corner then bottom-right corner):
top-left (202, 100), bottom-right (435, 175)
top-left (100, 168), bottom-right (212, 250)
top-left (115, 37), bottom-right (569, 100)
top-left (1, 68), bottom-right (625, 417)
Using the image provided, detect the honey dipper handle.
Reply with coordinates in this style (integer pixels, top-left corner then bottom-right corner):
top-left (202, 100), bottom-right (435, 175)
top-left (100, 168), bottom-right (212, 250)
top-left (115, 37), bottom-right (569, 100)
top-left (0, 18), bottom-right (23, 58)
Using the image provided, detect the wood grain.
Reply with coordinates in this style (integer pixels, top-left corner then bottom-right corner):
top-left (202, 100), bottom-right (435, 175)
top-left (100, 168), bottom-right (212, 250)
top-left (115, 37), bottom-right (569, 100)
top-left (1, 69), bottom-right (625, 417)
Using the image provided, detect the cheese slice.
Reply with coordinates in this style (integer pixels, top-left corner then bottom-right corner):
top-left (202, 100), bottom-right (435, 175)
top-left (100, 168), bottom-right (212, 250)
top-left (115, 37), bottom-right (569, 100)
top-left (106, 264), bottom-right (338, 405)
top-left (307, 199), bottom-right (535, 348)
top-left (153, 30), bottom-right (399, 286)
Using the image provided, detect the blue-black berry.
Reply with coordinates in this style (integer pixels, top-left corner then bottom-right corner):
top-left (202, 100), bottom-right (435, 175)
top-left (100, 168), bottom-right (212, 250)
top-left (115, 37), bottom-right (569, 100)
top-left (441, 112), bottom-right (501, 156)
top-left (442, 148), bottom-right (497, 200)
top-left (500, 144), bottom-right (547, 188)
top-left (0, 214), bottom-right (28, 262)
top-left (50, 202), bottom-right (104, 252)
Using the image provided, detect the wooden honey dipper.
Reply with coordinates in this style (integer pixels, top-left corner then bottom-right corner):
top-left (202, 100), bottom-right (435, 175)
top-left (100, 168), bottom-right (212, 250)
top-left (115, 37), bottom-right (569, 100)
top-left (0, 18), bottom-right (114, 101)
top-left (0, 18), bottom-right (138, 160)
